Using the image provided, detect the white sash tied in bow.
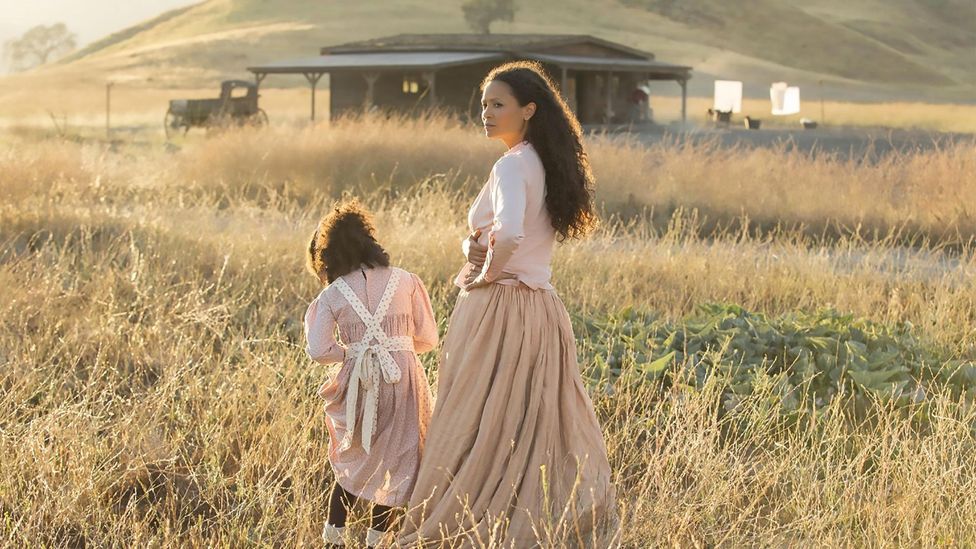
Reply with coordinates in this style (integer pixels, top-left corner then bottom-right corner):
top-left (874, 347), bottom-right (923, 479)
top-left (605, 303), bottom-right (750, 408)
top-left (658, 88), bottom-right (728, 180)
top-left (333, 268), bottom-right (415, 455)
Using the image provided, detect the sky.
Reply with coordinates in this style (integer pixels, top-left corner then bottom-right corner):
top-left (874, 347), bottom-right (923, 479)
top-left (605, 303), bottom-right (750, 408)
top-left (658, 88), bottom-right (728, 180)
top-left (0, 0), bottom-right (200, 71)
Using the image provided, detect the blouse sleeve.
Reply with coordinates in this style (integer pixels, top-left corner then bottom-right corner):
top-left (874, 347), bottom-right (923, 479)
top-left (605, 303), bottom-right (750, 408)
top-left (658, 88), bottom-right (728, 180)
top-left (303, 289), bottom-right (346, 365)
top-left (410, 273), bottom-right (439, 354)
top-left (480, 156), bottom-right (527, 282)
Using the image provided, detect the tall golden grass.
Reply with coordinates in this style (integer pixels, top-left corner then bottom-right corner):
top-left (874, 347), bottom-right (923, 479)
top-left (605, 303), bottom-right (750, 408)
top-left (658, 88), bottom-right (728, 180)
top-left (24, 111), bottom-right (965, 242)
top-left (2, 115), bottom-right (975, 546)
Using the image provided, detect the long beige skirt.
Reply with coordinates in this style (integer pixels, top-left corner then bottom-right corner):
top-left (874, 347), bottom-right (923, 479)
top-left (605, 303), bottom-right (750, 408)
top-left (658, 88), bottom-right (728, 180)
top-left (395, 283), bottom-right (619, 548)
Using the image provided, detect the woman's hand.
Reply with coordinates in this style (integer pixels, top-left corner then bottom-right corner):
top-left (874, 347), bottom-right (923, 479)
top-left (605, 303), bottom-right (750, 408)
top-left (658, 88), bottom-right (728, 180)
top-left (462, 272), bottom-right (490, 291)
top-left (461, 269), bottom-right (516, 291)
top-left (461, 229), bottom-right (487, 267)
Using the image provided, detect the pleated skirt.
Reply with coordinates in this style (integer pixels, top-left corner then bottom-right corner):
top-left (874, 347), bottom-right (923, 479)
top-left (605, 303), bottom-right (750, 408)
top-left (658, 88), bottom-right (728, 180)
top-left (395, 283), bottom-right (619, 548)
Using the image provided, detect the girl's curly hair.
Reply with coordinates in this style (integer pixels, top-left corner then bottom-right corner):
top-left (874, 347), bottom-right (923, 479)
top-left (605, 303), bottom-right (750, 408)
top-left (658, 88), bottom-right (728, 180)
top-left (306, 200), bottom-right (390, 283)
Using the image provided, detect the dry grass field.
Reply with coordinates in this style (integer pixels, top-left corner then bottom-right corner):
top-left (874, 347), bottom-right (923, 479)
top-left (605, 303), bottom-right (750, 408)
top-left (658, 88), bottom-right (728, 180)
top-left (2, 112), bottom-right (976, 546)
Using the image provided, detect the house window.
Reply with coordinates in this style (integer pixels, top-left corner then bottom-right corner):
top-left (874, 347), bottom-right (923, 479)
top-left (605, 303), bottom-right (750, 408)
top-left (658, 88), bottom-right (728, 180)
top-left (402, 76), bottom-right (421, 94)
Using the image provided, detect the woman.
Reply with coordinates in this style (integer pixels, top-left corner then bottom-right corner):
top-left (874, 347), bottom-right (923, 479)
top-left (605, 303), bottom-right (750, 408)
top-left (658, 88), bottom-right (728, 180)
top-left (395, 61), bottom-right (618, 548)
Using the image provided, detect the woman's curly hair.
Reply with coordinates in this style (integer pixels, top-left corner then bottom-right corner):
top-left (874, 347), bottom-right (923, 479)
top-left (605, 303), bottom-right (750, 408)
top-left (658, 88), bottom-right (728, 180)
top-left (482, 60), bottom-right (598, 241)
top-left (306, 200), bottom-right (390, 283)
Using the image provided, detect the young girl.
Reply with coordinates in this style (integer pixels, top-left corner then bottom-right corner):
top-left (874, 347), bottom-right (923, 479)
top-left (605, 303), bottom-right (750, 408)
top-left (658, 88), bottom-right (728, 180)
top-left (303, 201), bottom-right (438, 547)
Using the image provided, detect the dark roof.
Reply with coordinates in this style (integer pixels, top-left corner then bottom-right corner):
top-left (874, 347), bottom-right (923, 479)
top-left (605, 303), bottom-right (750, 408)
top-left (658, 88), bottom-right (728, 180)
top-left (248, 52), bottom-right (504, 74)
top-left (527, 53), bottom-right (690, 76)
top-left (322, 33), bottom-right (654, 60)
top-left (248, 34), bottom-right (691, 80)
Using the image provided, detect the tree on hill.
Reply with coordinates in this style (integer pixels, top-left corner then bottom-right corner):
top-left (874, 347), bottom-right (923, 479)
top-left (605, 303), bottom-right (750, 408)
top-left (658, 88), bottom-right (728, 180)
top-left (3, 23), bottom-right (77, 72)
top-left (462, 0), bottom-right (516, 34)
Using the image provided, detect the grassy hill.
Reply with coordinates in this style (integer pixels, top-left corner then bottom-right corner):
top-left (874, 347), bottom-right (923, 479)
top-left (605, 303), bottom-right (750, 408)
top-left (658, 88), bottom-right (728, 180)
top-left (3, 0), bottom-right (975, 102)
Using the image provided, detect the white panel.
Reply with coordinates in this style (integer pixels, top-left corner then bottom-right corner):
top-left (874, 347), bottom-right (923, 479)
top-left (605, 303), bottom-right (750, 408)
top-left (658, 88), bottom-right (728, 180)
top-left (713, 80), bottom-right (743, 113)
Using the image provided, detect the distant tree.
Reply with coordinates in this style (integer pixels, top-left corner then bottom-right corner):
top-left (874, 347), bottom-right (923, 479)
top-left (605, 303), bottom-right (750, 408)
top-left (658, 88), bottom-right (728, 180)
top-left (462, 0), bottom-right (516, 34)
top-left (3, 23), bottom-right (77, 72)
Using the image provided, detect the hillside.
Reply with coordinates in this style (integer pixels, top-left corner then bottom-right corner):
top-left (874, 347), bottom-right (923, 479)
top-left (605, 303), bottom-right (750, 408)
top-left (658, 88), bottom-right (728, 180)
top-left (2, 0), bottom-right (975, 101)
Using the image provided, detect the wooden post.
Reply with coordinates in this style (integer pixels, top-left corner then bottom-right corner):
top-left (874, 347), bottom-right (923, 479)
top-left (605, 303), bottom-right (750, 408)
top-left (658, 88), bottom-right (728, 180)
top-left (560, 67), bottom-right (568, 98)
top-left (819, 79), bottom-right (825, 125)
top-left (422, 71), bottom-right (437, 107)
top-left (303, 72), bottom-right (324, 122)
top-left (605, 71), bottom-right (613, 124)
top-left (105, 81), bottom-right (114, 140)
top-left (363, 72), bottom-right (379, 112)
top-left (679, 78), bottom-right (687, 124)
top-left (310, 75), bottom-right (316, 122)
top-left (646, 72), bottom-right (653, 123)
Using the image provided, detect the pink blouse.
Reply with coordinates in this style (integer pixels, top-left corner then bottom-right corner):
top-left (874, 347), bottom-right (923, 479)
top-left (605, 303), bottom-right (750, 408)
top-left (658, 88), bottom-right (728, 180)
top-left (453, 140), bottom-right (556, 291)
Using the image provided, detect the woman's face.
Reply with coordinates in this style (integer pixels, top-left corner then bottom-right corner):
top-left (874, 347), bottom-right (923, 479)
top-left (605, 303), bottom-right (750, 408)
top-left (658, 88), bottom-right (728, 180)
top-left (481, 79), bottom-right (536, 148)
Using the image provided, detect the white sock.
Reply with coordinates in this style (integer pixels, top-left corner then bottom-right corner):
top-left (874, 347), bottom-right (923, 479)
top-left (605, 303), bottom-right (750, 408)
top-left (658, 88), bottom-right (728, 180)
top-left (322, 523), bottom-right (346, 545)
top-left (365, 527), bottom-right (386, 547)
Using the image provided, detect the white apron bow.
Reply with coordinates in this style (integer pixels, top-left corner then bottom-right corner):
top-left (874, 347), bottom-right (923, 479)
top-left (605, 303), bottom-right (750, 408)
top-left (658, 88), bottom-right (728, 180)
top-left (339, 334), bottom-right (413, 454)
